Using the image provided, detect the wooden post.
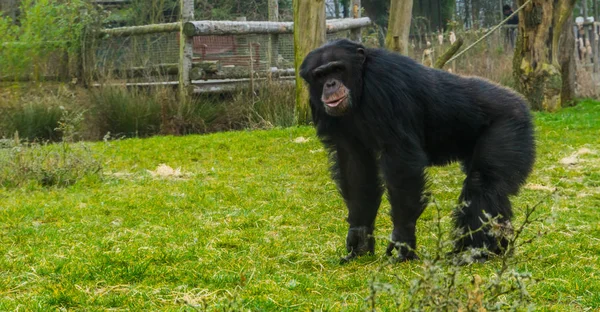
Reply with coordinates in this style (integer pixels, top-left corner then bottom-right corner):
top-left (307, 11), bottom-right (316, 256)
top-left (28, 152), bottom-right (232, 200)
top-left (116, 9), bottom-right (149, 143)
top-left (350, 0), bottom-right (361, 42)
top-left (179, 0), bottom-right (194, 98)
top-left (268, 0), bottom-right (279, 69)
top-left (293, 0), bottom-right (326, 125)
top-left (591, 24), bottom-right (599, 73)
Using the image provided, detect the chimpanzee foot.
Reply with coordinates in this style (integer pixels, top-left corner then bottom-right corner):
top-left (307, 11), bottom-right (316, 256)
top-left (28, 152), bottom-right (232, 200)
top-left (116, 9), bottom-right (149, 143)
top-left (385, 241), bottom-right (419, 262)
top-left (385, 230), bottom-right (419, 262)
top-left (449, 225), bottom-right (511, 265)
top-left (339, 226), bottom-right (374, 264)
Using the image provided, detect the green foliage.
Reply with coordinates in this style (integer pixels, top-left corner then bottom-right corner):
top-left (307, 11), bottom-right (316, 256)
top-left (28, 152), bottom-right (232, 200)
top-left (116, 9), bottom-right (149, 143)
top-left (125, 0), bottom-right (179, 25)
top-left (0, 0), bottom-right (94, 80)
top-left (195, 0), bottom-right (269, 21)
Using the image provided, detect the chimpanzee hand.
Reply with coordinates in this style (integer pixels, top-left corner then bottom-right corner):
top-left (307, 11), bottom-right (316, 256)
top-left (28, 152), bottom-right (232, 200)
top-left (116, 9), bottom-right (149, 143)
top-left (385, 230), bottom-right (419, 262)
top-left (340, 226), bottom-right (374, 263)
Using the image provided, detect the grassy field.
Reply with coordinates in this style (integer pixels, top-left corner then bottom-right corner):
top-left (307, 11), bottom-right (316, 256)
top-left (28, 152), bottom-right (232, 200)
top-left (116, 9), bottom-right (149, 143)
top-left (0, 100), bottom-right (599, 311)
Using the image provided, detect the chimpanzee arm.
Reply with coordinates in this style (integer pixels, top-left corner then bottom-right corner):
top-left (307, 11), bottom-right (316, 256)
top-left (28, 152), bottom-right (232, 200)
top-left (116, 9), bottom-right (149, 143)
top-left (329, 138), bottom-right (383, 261)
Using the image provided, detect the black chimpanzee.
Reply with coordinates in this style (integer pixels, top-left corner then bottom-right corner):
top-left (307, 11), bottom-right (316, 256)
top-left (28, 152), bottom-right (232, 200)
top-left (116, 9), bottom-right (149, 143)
top-left (299, 39), bottom-right (535, 263)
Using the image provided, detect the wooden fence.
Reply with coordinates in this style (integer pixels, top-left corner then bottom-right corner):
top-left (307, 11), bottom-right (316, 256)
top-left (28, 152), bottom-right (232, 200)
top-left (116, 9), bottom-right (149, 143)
top-left (90, 14), bottom-right (371, 93)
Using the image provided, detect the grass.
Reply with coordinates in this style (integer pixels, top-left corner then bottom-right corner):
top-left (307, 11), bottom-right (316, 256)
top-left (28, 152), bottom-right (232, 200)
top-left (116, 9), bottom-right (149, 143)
top-left (0, 100), bottom-right (599, 310)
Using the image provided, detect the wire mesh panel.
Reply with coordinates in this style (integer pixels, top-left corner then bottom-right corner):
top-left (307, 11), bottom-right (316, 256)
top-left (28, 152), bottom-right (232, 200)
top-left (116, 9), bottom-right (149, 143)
top-left (192, 34), bottom-right (270, 72)
top-left (91, 32), bottom-right (180, 81)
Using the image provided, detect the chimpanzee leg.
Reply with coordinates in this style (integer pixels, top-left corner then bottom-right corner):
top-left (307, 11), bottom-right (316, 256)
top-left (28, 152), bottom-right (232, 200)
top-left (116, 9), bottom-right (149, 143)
top-left (454, 119), bottom-right (535, 260)
top-left (332, 139), bottom-right (383, 261)
top-left (380, 148), bottom-right (429, 261)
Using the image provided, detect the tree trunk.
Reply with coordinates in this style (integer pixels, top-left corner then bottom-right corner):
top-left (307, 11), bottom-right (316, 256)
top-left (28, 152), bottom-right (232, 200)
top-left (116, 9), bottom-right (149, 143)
top-left (385, 0), bottom-right (414, 55)
top-left (464, 0), bottom-right (472, 28)
top-left (334, 0), bottom-right (341, 17)
top-left (341, 0), bottom-right (350, 17)
top-left (559, 16), bottom-right (576, 106)
top-left (512, 0), bottom-right (577, 111)
top-left (293, 0), bottom-right (326, 125)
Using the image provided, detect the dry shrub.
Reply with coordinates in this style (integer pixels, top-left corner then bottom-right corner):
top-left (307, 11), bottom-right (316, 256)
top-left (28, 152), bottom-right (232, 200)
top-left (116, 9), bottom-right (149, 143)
top-left (209, 79), bottom-right (296, 131)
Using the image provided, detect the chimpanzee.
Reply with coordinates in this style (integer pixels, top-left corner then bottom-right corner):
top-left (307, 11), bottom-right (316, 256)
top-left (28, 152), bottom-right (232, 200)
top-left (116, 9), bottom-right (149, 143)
top-left (299, 39), bottom-right (535, 263)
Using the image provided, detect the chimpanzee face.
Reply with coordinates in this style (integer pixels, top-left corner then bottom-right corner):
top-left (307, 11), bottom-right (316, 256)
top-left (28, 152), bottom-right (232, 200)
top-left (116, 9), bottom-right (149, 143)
top-left (300, 41), bottom-right (366, 117)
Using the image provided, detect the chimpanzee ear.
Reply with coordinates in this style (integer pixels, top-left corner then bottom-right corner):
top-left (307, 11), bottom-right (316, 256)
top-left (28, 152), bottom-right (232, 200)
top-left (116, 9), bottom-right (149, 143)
top-left (357, 48), bottom-right (366, 64)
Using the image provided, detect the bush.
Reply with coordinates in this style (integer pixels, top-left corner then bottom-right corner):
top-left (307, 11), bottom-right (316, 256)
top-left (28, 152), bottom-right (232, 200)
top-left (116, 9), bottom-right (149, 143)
top-left (90, 87), bottom-right (163, 138)
top-left (0, 85), bottom-right (82, 142)
top-left (0, 109), bottom-right (103, 188)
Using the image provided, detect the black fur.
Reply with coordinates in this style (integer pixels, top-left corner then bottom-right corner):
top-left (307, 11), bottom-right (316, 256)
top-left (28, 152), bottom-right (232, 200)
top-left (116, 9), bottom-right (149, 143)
top-left (299, 39), bottom-right (536, 262)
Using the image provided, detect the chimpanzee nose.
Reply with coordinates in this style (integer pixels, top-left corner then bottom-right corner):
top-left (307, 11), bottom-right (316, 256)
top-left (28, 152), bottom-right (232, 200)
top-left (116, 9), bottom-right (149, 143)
top-left (325, 79), bottom-right (337, 89)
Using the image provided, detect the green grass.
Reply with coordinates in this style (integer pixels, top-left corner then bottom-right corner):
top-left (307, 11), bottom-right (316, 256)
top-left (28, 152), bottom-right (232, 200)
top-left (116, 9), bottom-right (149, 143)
top-left (0, 100), bottom-right (599, 311)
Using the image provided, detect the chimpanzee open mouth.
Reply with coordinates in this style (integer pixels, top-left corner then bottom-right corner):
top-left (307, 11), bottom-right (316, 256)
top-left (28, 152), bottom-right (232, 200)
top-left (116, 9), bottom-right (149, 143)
top-left (323, 94), bottom-right (348, 107)
top-left (321, 87), bottom-right (348, 107)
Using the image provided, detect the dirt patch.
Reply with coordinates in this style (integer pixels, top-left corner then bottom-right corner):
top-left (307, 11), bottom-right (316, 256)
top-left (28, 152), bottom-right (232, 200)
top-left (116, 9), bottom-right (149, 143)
top-left (293, 137), bottom-right (310, 144)
top-left (525, 184), bottom-right (556, 192)
top-left (147, 164), bottom-right (191, 180)
top-left (559, 148), bottom-right (597, 166)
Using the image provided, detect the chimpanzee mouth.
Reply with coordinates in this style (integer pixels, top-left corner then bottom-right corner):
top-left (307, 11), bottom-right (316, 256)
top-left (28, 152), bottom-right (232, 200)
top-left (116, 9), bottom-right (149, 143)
top-left (323, 94), bottom-right (348, 107)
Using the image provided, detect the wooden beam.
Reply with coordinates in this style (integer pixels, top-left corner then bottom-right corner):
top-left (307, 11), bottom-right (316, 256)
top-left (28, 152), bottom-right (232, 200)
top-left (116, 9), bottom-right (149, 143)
top-left (327, 17), bottom-right (371, 33)
top-left (100, 23), bottom-right (180, 37)
top-left (182, 18), bottom-right (371, 36)
top-left (111, 61), bottom-right (219, 78)
top-left (98, 18), bottom-right (371, 38)
top-left (183, 21), bottom-right (293, 36)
